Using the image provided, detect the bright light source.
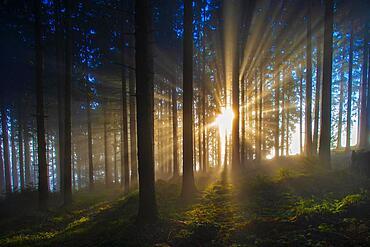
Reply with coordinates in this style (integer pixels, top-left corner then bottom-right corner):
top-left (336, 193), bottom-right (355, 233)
top-left (214, 107), bottom-right (234, 136)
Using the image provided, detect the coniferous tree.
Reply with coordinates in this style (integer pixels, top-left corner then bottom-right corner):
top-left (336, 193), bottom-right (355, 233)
top-left (135, 0), bottom-right (158, 223)
top-left (345, 21), bottom-right (354, 151)
top-left (319, 0), bottom-right (334, 167)
top-left (34, 0), bottom-right (48, 208)
top-left (182, 0), bottom-right (197, 200)
top-left (63, 0), bottom-right (73, 205)
top-left (305, 0), bottom-right (313, 156)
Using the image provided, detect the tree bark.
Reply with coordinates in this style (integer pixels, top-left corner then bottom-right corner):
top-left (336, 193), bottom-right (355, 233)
top-left (172, 87), bottom-right (179, 177)
top-left (1, 105), bottom-right (11, 194)
top-left (103, 103), bottom-right (110, 186)
top-left (275, 68), bottom-right (280, 158)
top-left (135, 0), bottom-right (158, 223)
top-left (346, 21), bottom-right (354, 151)
top-left (305, 0), bottom-right (313, 157)
top-left (17, 105), bottom-right (24, 191)
top-left (129, 35), bottom-right (138, 187)
top-left (359, 23), bottom-right (368, 148)
top-left (120, 0), bottom-right (130, 192)
top-left (24, 122), bottom-right (31, 187)
top-left (11, 118), bottom-right (18, 191)
top-left (0, 140), bottom-right (4, 193)
top-left (313, 36), bottom-right (322, 154)
top-left (86, 86), bottom-right (94, 190)
top-left (181, 0), bottom-right (197, 200)
top-left (337, 38), bottom-right (346, 149)
top-left (299, 63), bottom-right (303, 154)
top-left (34, 0), bottom-right (48, 208)
top-left (63, 0), bottom-right (72, 205)
top-left (281, 67), bottom-right (285, 156)
top-left (55, 0), bottom-right (64, 193)
top-left (319, 0), bottom-right (333, 167)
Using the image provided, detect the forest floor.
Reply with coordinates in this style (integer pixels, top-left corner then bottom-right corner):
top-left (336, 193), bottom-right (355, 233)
top-left (1, 157), bottom-right (370, 246)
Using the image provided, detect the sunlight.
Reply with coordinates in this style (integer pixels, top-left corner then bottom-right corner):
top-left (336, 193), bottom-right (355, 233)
top-left (214, 107), bottom-right (234, 137)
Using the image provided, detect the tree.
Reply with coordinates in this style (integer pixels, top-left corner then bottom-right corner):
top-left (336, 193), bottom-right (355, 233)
top-left (120, 0), bottom-right (129, 192)
top-left (135, 0), bottom-right (158, 223)
top-left (54, 0), bottom-right (65, 193)
top-left (103, 101), bottom-right (111, 186)
top-left (86, 85), bottom-right (94, 190)
top-left (345, 20), bottom-right (354, 151)
top-left (128, 10), bottom-right (138, 186)
top-left (63, 0), bottom-right (73, 205)
top-left (319, 0), bottom-right (334, 167)
top-left (17, 104), bottom-right (25, 191)
top-left (313, 36), bottom-right (322, 154)
top-left (1, 104), bottom-right (11, 194)
top-left (359, 22), bottom-right (368, 148)
top-left (305, 0), bottom-right (313, 156)
top-left (337, 37), bottom-right (346, 149)
top-left (0, 139), bottom-right (4, 193)
top-left (172, 86), bottom-right (179, 177)
top-left (231, 0), bottom-right (241, 172)
top-left (182, 0), bottom-right (197, 200)
top-left (34, 0), bottom-right (48, 208)
top-left (11, 117), bottom-right (18, 191)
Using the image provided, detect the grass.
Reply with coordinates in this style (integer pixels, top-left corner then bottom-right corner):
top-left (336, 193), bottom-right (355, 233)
top-left (1, 160), bottom-right (370, 246)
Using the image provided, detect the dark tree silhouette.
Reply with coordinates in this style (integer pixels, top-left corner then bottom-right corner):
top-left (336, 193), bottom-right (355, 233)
top-left (34, 0), bottom-right (48, 208)
top-left (1, 104), bottom-right (11, 194)
top-left (319, 0), bottom-right (333, 167)
top-left (120, 0), bottom-right (129, 193)
top-left (305, 0), bottom-right (313, 157)
top-left (135, 0), bottom-right (158, 223)
top-left (63, 0), bottom-right (73, 205)
top-left (182, 0), bottom-right (197, 199)
top-left (345, 20), bottom-right (354, 151)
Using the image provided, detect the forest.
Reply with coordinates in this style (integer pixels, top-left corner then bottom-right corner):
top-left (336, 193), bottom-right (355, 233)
top-left (0, 0), bottom-right (370, 246)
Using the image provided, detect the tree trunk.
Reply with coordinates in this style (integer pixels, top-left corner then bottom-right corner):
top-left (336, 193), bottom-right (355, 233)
top-left (337, 38), bottom-right (346, 149)
top-left (281, 68), bottom-right (285, 156)
top-left (305, 0), bottom-right (313, 157)
top-left (359, 24), bottom-right (368, 148)
top-left (1, 105), bottom-right (12, 194)
top-left (129, 36), bottom-right (138, 187)
top-left (241, 75), bottom-right (246, 163)
top-left (120, 0), bottom-right (130, 192)
top-left (319, 0), bottom-right (333, 167)
top-left (114, 132), bottom-right (118, 183)
top-left (232, 34), bottom-right (240, 172)
top-left (181, 0), bottom-right (196, 200)
top-left (55, 0), bottom-right (64, 193)
top-left (0, 140), bottom-right (4, 193)
top-left (299, 63), bottom-right (303, 154)
top-left (11, 118), bottom-right (18, 191)
top-left (346, 21), bottom-right (354, 151)
top-left (312, 38), bottom-right (322, 155)
top-left (172, 87), bottom-right (179, 177)
top-left (103, 103), bottom-right (110, 186)
top-left (34, 0), bottom-right (48, 208)
top-left (86, 86), bottom-right (94, 190)
top-left (201, 2), bottom-right (207, 173)
top-left (24, 122), bottom-right (31, 187)
top-left (367, 25), bottom-right (370, 147)
top-left (275, 68), bottom-right (280, 158)
top-left (254, 70), bottom-right (259, 161)
top-left (135, 0), bottom-right (158, 223)
top-left (258, 68), bottom-right (263, 160)
top-left (286, 79), bottom-right (290, 156)
top-left (18, 106), bottom-right (24, 191)
top-left (63, 0), bottom-right (72, 205)
top-left (313, 36), bottom-right (322, 154)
